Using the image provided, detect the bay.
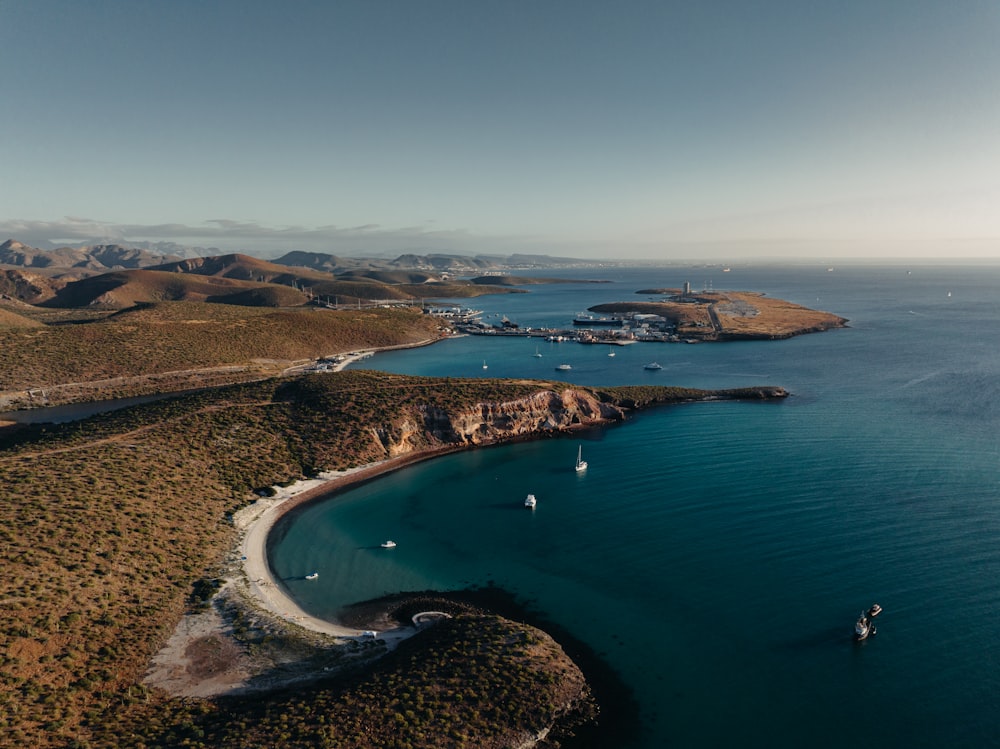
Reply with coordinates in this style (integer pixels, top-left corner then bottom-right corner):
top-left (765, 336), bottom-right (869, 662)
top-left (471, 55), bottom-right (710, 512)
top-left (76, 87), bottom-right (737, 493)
top-left (272, 263), bottom-right (1000, 748)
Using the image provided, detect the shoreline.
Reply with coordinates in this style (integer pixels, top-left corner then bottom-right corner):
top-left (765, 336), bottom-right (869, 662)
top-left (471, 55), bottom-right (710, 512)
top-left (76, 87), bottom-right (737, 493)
top-left (235, 445), bottom-right (464, 640)
top-left (146, 369), bottom-right (784, 698)
top-left (145, 446), bottom-right (467, 697)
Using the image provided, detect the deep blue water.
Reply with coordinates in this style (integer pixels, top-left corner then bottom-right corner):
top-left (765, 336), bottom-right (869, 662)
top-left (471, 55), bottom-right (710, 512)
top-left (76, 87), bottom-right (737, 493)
top-left (271, 263), bottom-right (1000, 748)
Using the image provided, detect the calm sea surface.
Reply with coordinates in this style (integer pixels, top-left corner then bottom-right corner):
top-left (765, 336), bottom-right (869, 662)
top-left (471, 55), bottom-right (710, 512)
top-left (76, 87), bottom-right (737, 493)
top-left (271, 263), bottom-right (1000, 748)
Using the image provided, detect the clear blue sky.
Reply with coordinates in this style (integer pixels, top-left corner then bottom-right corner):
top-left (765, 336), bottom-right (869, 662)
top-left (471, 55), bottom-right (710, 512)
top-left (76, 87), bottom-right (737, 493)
top-left (1, 0), bottom-right (998, 260)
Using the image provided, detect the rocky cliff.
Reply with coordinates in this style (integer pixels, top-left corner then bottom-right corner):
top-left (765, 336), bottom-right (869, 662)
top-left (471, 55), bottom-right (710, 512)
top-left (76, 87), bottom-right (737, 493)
top-left (368, 388), bottom-right (624, 458)
top-left (367, 385), bottom-right (786, 459)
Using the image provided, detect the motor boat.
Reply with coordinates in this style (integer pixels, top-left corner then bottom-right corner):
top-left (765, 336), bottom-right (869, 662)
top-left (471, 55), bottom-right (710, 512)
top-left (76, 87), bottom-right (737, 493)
top-left (524, 493), bottom-right (537, 509)
top-left (854, 610), bottom-right (877, 641)
top-left (556, 364), bottom-right (572, 371)
top-left (305, 572), bottom-right (319, 580)
top-left (644, 362), bottom-right (663, 370)
top-left (854, 612), bottom-right (874, 640)
top-left (868, 603), bottom-right (883, 618)
top-left (381, 540), bottom-right (397, 549)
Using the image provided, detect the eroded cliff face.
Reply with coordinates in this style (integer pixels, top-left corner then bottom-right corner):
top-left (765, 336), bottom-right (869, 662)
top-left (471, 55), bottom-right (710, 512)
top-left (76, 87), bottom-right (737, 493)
top-left (371, 388), bottom-right (624, 457)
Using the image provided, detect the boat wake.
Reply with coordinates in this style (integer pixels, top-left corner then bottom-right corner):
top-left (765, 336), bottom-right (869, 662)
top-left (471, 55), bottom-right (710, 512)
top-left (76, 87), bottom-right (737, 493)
top-left (901, 370), bottom-right (943, 389)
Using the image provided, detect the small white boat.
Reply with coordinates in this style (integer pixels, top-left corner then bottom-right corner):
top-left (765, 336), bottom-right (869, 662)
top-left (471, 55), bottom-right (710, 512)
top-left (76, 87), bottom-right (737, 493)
top-left (575, 445), bottom-right (588, 472)
top-left (607, 347), bottom-right (616, 357)
top-left (644, 362), bottom-right (663, 370)
top-left (381, 540), bottom-right (397, 549)
top-left (556, 363), bottom-right (572, 371)
top-left (482, 360), bottom-right (488, 369)
top-left (524, 493), bottom-right (537, 509)
top-left (532, 346), bottom-right (543, 358)
top-left (305, 572), bottom-right (319, 580)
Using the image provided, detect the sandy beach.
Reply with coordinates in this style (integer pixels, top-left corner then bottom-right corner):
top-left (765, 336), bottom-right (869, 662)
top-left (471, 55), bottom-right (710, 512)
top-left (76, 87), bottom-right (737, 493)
top-left (235, 468), bottom-right (375, 639)
top-left (146, 444), bottom-right (461, 697)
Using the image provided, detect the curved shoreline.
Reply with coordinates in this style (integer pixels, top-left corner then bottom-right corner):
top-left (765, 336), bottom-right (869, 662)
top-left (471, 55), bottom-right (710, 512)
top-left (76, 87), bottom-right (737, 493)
top-left (236, 445), bottom-right (466, 641)
top-left (154, 377), bottom-right (785, 697)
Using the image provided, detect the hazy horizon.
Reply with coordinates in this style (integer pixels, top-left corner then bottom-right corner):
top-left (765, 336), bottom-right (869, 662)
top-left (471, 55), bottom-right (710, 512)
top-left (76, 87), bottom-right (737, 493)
top-left (2, 1), bottom-right (998, 261)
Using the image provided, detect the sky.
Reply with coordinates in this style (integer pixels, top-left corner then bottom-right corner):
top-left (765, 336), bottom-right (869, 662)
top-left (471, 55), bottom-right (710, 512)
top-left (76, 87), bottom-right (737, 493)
top-left (1, 0), bottom-right (998, 261)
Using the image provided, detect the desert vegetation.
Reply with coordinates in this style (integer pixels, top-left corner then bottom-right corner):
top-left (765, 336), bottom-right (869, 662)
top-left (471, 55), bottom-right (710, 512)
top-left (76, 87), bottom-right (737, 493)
top-left (94, 613), bottom-right (593, 749)
top-left (0, 304), bottom-right (447, 407)
top-left (0, 367), bottom-right (784, 747)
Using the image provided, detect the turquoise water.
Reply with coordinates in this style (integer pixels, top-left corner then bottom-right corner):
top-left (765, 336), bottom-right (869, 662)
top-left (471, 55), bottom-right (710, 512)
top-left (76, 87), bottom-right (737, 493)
top-left (271, 264), bottom-right (1000, 747)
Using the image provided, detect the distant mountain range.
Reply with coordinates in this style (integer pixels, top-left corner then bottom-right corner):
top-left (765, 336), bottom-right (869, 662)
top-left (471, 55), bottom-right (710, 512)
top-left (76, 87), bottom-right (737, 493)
top-left (0, 239), bottom-right (585, 275)
top-left (0, 239), bottom-right (183, 273)
top-left (0, 241), bottom-right (575, 312)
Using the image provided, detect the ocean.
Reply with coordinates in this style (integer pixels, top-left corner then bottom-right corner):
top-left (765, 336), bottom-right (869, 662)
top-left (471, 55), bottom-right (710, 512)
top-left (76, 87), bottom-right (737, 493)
top-left (269, 263), bottom-right (1000, 748)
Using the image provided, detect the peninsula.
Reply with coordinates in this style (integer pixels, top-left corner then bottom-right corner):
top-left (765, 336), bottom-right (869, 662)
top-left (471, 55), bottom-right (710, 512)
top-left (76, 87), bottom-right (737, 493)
top-left (589, 288), bottom-right (847, 341)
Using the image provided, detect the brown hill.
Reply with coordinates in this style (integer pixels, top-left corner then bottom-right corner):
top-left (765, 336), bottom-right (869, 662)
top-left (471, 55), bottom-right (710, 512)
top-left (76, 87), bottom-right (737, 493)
top-left (272, 250), bottom-right (369, 273)
top-left (0, 306), bottom-right (44, 329)
top-left (0, 238), bottom-right (181, 271)
top-left (389, 252), bottom-right (500, 271)
top-left (149, 253), bottom-right (337, 285)
top-left (0, 268), bottom-right (64, 304)
top-left (41, 268), bottom-right (310, 309)
top-left (0, 239), bottom-right (97, 269)
top-left (0, 304), bottom-right (449, 407)
top-left (338, 269), bottom-right (441, 284)
top-left (28, 251), bottom-right (528, 311)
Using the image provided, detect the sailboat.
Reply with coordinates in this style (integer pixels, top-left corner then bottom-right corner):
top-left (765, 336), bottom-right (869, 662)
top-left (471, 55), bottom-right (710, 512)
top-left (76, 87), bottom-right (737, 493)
top-left (607, 347), bottom-right (616, 357)
top-left (575, 445), bottom-right (588, 472)
top-left (482, 360), bottom-right (488, 369)
top-left (533, 346), bottom-right (543, 358)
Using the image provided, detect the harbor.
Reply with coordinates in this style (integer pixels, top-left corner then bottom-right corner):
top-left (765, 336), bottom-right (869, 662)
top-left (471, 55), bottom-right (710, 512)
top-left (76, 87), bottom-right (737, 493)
top-left (450, 309), bottom-right (683, 344)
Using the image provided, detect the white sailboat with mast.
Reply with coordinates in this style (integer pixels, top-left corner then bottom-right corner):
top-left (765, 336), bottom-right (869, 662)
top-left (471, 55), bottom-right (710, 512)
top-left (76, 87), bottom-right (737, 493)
top-left (575, 445), bottom-right (588, 472)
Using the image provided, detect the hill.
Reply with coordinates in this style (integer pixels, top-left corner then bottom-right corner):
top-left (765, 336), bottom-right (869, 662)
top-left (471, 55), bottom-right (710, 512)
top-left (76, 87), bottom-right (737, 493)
top-left (148, 252), bottom-right (330, 284)
top-left (0, 306), bottom-right (44, 329)
top-left (1, 243), bottom-right (590, 308)
top-left (0, 304), bottom-right (448, 408)
top-left (0, 238), bottom-right (181, 271)
top-left (273, 250), bottom-right (590, 274)
top-left (34, 262), bottom-right (525, 310)
top-left (468, 275), bottom-right (608, 286)
top-left (271, 250), bottom-right (383, 274)
top-left (39, 268), bottom-right (311, 309)
top-left (337, 269), bottom-right (441, 284)
top-left (0, 268), bottom-right (64, 304)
